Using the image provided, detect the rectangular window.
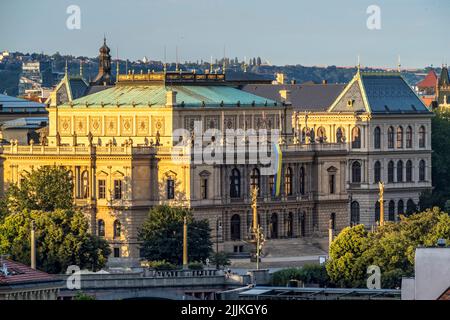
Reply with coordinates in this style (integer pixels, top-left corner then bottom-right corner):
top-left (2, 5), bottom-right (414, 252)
top-left (167, 179), bottom-right (175, 199)
top-left (113, 247), bottom-right (120, 258)
top-left (201, 178), bottom-right (208, 199)
top-left (114, 180), bottom-right (122, 199)
top-left (329, 174), bottom-right (335, 194)
top-left (98, 179), bottom-right (106, 199)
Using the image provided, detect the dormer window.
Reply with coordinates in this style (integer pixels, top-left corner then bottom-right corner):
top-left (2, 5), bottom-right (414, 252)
top-left (347, 99), bottom-right (354, 107)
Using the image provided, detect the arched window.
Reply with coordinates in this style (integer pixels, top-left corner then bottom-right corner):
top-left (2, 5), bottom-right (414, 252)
top-left (388, 126), bottom-right (395, 149)
top-left (287, 212), bottom-right (294, 237)
top-left (375, 201), bottom-right (380, 223)
top-left (396, 127), bottom-right (403, 148)
top-left (270, 213), bottom-right (278, 239)
top-left (299, 166), bottom-right (305, 195)
top-left (98, 219), bottom-right (105, 237)
top-left (351, 201), bottom-right (360, 225)
top-left (113, 220), bottom-right (121, 239)
top-left (397, 160), bottom-right (403, 182)
top-left (250, 168), bottom-right (260, 196)
top-left (230, 214), bottom-right (241, 240)
top-left (284, 167), bottom-right (292, 196)
top-left (406, 126), bottom-right (413, 148)
top-left (230, 168), bottom-right (241, 198)
top-left (374, 127), bottom-right (381, 149)
top-left (388, 200), bottom-right (395, 221)
top-left (352, 161), bottom-right (361, 183)
top-left (330, 212), bottom-right (336, 230)
top-left (269, 175), bottom-right (275, 195)
top-left (406, 199), bottom-right (416, 216)
top-left (406, 160), bottom-right (413, 182)
top-left (419, 126), bottom-right (426, 148)
top-left (388, 161), bottom-right (394, 183)
top-left (419, 160), bottom-right (426, 181)
top-left (374, 161), bottom-right (381, 183)
top-left (398, 200), bottom-right (404, 215)
top-left (317, 127), bottom-right (326, 143)
top-left (352, 127), bottom-right (361, 149)
top-left (336, 127), bottom-right (345, 143)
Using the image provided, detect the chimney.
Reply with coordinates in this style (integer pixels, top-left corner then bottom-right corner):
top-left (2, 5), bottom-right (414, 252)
top-left (166, 90), bottom-right (177, 107)
top-left (279, 89), bottom-right (291, 105)
top-left (276, 73), bottom-right (285, 84)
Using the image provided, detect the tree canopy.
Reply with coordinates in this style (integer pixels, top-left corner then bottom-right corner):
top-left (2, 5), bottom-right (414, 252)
top-left (5, 166), bottom-right (74, 214)
top-left (138, 205), bottom-right (212, 265)
top-left (0, 166), bottom-right (110, 273)
top-left (326, 207), bottom-right (450, 288)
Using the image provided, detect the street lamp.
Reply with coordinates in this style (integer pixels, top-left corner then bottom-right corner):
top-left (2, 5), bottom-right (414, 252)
top-left (216, 217), bottom-right (222, 270)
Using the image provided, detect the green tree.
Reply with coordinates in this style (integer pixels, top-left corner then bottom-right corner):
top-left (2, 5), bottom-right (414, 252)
top-left (326, 208), bottom-right (450, 288)
top-left (5, 166), bottom-right (73, 214)
top-left (419, 109), bottom-right (450, 209)
top-left (138, 205), bottom-right (212, 265)
top-left (0, 209), bottom-right (111, 274)
top-left (210, 251), bottom-right (231, 269)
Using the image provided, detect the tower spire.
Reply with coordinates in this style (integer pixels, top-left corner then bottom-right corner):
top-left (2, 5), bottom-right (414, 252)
top-left (65, 60), bottom-right (68, 77)
top-left (357, 55), bottom-right (361, 73)
top-left (397, 55), bottom-right (401, 72)
top-left (80, 59), bottom-right (83, 77)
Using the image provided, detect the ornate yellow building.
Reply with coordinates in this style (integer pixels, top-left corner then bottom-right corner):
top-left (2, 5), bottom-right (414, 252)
top-left (0, 41), bottom-right (432, 266)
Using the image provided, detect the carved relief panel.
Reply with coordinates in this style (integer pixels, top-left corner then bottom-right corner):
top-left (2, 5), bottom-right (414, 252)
top-left (136, 116), bottom-right (149, 136)
top-left (152, 116), bottom-right (165, 136)
top-left (121, 116), bottom-right (133, 136)
top-left (74, 116), bottom-right (87, 135)
top-left (89, 116), bottom-right (102, 135)
top-left (59, 116), bottom-right (72, 136)
top-left (105, 116), bottom-right (118, 136)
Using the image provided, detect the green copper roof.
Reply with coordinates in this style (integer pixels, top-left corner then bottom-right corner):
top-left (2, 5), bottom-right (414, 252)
top-left (62, 85), bottom-right (279, 108)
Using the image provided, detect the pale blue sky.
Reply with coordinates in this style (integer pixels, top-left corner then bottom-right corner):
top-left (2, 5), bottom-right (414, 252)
top-left (1, 0), bottom-right (449, 68)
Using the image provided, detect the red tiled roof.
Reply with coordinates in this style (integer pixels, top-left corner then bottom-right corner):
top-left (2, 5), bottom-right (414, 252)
top-left (438, 287), bottom-right (450, 300)
top-left (0, 259), bottom-right (55, 285)
top-left (420, 96), bottom-right (435, 108)
top-left (417, 70), bottom-right (438, 88)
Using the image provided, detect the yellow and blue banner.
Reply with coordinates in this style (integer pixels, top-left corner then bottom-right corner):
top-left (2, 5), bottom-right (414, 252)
top-left (272, 143), bottom-right (283, 197)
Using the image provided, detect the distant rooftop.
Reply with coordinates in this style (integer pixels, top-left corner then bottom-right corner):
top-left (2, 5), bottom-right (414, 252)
top-left (0, 94), bottom-right (46, 113)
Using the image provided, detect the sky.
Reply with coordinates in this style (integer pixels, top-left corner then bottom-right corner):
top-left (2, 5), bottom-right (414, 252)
top-left (0, 0), bottom-right (449, 68)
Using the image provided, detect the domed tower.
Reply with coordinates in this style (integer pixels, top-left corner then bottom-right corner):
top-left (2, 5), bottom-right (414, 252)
top-left (92, 37), bottom-right (112, 85)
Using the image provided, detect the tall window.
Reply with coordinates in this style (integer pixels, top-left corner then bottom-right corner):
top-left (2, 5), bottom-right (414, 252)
top-left (352, 127), bottom-right (361, 149)
top-left (230, 168), bottom-right (241, 198)
top-left (374, 127), bottom-right (381, 149)
top-left (398, 200), bottom-right (404, 215)
top-left (388, 126), bottom-right (394, 149)
top-left (230, 214), bottom-right (241, 240)
top-left (406, 160), bottom-right (413, 182)
top-left (397, 160), bottom-right (403, 182)
top-left (201, 177), bottom-right (208, 199)
top-left (396, 127), bottom-right (403, 148)
top-left (374, 161), bottom-right (381, 183)
top-left (375, 201), bottom-right (380, 223)
top-left (352, 161), bottom-right (361, 183)
top-left (98, 179), bottom-right (106, 199)
top-left (114, 179), bottom-right (122, 200)
top-left (299, 166), bottom-right (305, 195)
top-left (406, 199), bottom-right (416, 216)
top-left (98, 219), bottom-right (105, 237)
top-left (113, 220), bottom-right (121, 239)
top-left (406, 126), bottom-right (413, 148)
top-left (167, 178), bottom-right (175, 199)
top-left (419, 126), bottom-right (426, 148)
top-left (419, 160), bottom-right (426, 181)
top-left (330, 212), bottom-right (336, 230)
top-left (269, 175), bottom-right (275, 195)
top-left (285, 167), bottom-right (292, 196)
top-left (388, 161), bottom-right (394, 183)
top-left (351, 201), bottom-right (360, 225)
top-left (329, 174), bottom-right (335, 194)
top-left (388, 200), bottom-right (395, 221)
top-left (250, 168), bottom-right (260, 195)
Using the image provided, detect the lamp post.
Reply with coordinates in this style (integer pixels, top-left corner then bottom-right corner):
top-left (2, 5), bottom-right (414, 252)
top-left (379, 182), bottom-right (384, 227)
top-left (183, 216), bottom-right (188, 270)
top-left (31, 221), bottom-right (36, 269)
top-left (216, 217), bottom-right (222, 270)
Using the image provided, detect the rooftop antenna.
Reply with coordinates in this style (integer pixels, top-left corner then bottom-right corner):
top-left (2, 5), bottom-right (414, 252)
top-left (210, 55), bottom-right (213, 73)
top-left (116, 47), bottom-right (120, 80)
top-left (79, 59), bottom-right (83, 77)
top-left (397, 55), bottom-right (401, 72)
top-left (65, 59), bottom-right (68, 77)
top-left (222, 45), bottom-right (226, 74)
top-left (163, 45), bottom-right (167, 73)
top-left (357, 55), bottom-right (361, 73)
top-left (175, 46), bottom-right (179, 72)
